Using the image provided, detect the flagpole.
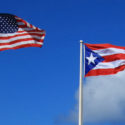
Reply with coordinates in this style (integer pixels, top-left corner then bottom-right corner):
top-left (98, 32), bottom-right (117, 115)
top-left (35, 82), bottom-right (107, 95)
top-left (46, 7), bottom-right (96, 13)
top-left (79, 40), bottom-right (83, 125)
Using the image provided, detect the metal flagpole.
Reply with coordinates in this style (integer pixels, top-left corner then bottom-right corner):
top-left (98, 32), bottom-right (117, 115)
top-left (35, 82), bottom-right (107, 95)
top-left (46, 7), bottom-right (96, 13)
top-left (79, 40), bottom-right (84, 125)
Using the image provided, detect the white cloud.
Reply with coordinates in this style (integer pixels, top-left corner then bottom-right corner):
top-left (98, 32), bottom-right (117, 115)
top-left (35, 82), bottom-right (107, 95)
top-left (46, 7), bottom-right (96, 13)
top-left (84, 70), bottom-right (125, 123)
top-left (67, 70), bottom-right (125, 124)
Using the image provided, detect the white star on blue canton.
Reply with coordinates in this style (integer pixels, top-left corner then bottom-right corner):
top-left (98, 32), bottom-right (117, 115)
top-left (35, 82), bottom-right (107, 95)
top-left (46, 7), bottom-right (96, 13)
top-left (86, 53), bottom-right (97, 65)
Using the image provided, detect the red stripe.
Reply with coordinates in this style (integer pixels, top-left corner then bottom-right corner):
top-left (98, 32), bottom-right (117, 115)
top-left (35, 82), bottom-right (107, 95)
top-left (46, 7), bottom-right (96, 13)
top-left (85, 65), bottom-right (125, 77)
top-left (103, 54), bottom-right (125, 62)
top-left (16, 20), bottom-right (25, 23)
top-left (85, 43), bottom-right (125, 50)
top-left (19, 25), bottom-right (27, 28)
top-left (36, 27), bottom-right (39, 30)
top-left (0, 38), bottom-right (44, 46)
top-left (30, 24), bottom-right (33, 28)
top-left (0, 44), bottom-right (42, 51)
top-left (29, 24), bottom-right (37, 30)
top-left (0, 33), bottom-right (45, 40)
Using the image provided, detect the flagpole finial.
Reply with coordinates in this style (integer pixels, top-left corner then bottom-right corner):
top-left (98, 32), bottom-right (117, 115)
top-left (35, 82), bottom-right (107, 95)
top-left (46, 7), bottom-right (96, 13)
top-left (80, 40), bottom-right (83, 43)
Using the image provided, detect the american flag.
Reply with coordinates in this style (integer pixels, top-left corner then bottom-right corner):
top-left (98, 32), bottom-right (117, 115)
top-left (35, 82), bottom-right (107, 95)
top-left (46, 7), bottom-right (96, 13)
top-left (85, 43), bottom-right (125, 77)
top-left (0, 13), bottom-right (45, 51)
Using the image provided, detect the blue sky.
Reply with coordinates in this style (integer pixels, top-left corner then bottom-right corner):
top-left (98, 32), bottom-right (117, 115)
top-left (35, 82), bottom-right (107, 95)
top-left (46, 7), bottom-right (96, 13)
top-left (1, 0), bottom-right (125, 125)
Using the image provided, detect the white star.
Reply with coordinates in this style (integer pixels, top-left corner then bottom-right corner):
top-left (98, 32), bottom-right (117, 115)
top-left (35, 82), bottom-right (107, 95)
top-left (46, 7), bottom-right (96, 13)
top-left (86, 53), bottom-right (97, 65)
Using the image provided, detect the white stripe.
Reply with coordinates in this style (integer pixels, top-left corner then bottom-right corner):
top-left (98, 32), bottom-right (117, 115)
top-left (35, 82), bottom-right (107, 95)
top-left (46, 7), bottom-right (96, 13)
top-left (0, 35), bottom-right (42, 43)
top-left (0, 31), bottom-right (45, 37)
top-left (18, 22), bottom-right (25, 25)
top-left (32, 25), bottom-right (36, 29)
top-left (18, 27), bottom-right (42, 31)
top-left (26, 23), bottom-right (37, 30)
top-left (0, 41), bottom-right (43, 49)
top-left (26, 22), bottom-right (31, 27)
top-left (93, 48), bottom-right (125, 56)
top-left (42, 36), bottom-right (45, 40)
top-left (94, 60), bottom-right (125, 69)
top-left (18, 27), bottom-right (34, 31)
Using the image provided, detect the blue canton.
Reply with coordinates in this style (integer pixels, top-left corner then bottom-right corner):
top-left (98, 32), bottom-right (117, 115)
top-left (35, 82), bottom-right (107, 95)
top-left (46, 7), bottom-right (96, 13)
top-left (85, 45), bottom-right (104, 75)
top-left (0, 14), bottom-right (18, 33)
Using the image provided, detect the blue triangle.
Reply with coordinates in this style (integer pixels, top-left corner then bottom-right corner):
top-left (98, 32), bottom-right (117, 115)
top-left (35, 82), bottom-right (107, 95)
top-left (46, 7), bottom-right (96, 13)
top-left (85, 45), bottom-right (104, 75)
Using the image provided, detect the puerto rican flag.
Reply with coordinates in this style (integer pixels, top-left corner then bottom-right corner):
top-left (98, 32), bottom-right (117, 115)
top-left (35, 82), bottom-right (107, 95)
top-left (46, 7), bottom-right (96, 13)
top-left (85, 43), bottom-right (125, 77)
